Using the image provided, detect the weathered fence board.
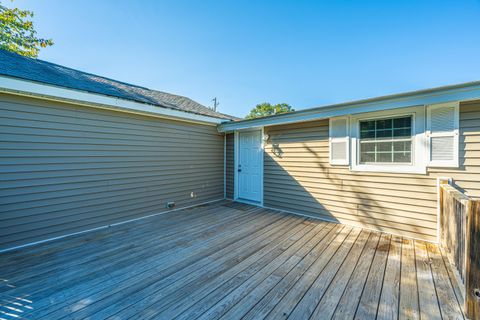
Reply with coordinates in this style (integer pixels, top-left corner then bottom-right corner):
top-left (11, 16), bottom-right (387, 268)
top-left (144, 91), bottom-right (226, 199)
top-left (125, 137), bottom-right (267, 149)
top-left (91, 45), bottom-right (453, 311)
top-left (439, 181), bottom-right (480, 320)
top-left (465, 200), bottom-right (480, 319)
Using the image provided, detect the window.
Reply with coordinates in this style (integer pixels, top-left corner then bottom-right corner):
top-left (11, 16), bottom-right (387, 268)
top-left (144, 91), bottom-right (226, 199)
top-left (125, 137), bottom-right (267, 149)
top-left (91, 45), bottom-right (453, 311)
top-left (338, 103), bottom-right (457, 174)
top-left (359, 116), bottom-right (412, 164)
top-left (350, 105), bottom-right (428, 174)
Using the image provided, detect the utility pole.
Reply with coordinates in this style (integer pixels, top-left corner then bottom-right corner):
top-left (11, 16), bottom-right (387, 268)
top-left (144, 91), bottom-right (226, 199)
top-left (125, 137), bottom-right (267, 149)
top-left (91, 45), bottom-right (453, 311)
top-left (212, 97), bottom-right (219, 112)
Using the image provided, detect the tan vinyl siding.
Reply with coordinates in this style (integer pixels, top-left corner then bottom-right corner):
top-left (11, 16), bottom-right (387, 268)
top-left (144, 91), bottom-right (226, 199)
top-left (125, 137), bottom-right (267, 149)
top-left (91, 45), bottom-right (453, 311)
top-left (264, 101), bottom-right (480, 241)
top-left (225, 133), bottom-right (235, 199)
top-left (0, 93), bottom-right (224, 251)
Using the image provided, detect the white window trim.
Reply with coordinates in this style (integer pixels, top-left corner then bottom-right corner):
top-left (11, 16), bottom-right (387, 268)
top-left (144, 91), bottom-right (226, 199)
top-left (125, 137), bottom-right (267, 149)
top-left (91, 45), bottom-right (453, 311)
top-left (329, 117), bottom-right (350, 165)
top-left (350, 105), bottom-right (428, 174)
top-left (427, 102), bottom-right (460, 168)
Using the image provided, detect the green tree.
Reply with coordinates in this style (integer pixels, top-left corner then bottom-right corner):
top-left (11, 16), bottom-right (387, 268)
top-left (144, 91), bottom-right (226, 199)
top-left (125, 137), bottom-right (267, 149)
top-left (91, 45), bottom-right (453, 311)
top-left (246, 103), bottom-right (295, 119)
top-left (0, 1), bottom-right (53, 58)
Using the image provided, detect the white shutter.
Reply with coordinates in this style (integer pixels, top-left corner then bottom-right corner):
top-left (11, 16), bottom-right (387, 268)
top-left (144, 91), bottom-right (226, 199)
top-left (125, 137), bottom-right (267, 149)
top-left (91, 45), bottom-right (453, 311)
top-left (427, 102), bottom-right (459, 167)
top-left (329, 117), bottom-right (349, 165)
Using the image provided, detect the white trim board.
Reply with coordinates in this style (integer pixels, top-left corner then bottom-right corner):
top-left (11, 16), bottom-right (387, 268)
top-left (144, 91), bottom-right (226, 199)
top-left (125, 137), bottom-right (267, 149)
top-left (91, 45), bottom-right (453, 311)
top-left (0, 75), bottom-right (228, 126)
top-left (218, 81), bottom-right (480, 132)
top-left (0, 198), bottom-right (225, 254)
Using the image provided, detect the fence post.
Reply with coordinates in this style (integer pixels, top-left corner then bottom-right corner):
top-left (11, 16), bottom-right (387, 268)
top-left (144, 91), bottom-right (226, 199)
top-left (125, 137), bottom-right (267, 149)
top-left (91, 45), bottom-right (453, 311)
top-left (465, 199), bottom-right (480, 320)
top-left (437, 177), bottom-right (451, 244)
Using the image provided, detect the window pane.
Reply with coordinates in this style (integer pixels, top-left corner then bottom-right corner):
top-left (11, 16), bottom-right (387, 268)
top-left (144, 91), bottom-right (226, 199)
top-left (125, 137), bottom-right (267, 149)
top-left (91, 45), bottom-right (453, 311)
top-left (376, 142), bottom-right (393, 152)
top-left (377, 152), bottom-right (393, 163)
top-left (376, 119), bottom-right (392, 130)
top-left (361, 142), bottom-right (375, 152)
top-left (360, 130), bottom-right (375, 139)
top-left (376, 129), bottom-right (393, 138)
top-left (393, 128), bottom-right (411, 138)
top-left (393, 117), bottom-right (411, 128)
top-left (394, 152), bottom-right (411, 163)
top-left (393, 141), bottom-right (411, 152)
top-left (360, 121), bottom-right (375, 131)
top-left (360, 152), bottom-right (375, 163)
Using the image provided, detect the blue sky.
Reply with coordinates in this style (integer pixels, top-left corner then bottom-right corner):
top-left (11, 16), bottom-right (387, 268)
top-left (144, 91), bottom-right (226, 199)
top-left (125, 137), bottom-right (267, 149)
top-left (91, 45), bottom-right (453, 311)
top-left (9, 0), bottom-right (480, 117)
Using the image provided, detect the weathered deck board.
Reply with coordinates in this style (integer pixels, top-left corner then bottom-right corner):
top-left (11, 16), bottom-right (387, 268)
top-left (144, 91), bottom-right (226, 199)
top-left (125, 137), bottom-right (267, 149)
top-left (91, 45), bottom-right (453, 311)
top-left (399, 238), bottom-right (420, 320)
top-left (355, 233), bottom-right (391, 319)
top-left (0, 200), bottom-right (465, 320)
top-left (377, 235), bottom-right (402, 320)
top-left (331, 232), bottom-right (381, 319)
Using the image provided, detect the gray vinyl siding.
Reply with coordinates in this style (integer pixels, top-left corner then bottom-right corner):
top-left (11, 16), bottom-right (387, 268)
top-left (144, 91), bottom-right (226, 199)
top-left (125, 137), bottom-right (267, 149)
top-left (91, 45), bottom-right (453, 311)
top-left (263, 101), bottom-right (480, 242)
top-left (0, 93), bottom-right (224, 251)
top-left (225, 133), bottom-right (234, 199)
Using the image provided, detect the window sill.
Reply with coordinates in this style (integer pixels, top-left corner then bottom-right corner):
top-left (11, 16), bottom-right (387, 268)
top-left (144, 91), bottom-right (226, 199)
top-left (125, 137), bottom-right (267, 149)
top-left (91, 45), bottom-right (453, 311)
top-left (350, 164), bottom-right (427, 175)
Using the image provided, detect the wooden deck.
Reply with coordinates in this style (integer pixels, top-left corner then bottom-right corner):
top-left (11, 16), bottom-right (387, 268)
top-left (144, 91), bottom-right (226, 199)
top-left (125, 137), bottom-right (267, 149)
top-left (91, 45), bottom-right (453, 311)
top-left (0, 201), bottom-right (465, 320)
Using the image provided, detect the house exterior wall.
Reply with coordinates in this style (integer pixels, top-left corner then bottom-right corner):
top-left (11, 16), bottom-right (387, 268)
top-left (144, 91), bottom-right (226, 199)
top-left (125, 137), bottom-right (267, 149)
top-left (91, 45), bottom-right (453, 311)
top-left (263, 101), bottom-right (480, 242)
top-left (0, 93), bottom-right (225, 251)
top-left (225, 133), bottom-right (235, 199)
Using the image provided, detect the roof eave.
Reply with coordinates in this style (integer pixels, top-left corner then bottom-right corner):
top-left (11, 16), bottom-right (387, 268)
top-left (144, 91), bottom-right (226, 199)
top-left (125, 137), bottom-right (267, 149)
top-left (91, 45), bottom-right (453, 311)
top-left (218, 81), bottom-right (480, 132)
top-left (0, 75), bottom-right (227, 125)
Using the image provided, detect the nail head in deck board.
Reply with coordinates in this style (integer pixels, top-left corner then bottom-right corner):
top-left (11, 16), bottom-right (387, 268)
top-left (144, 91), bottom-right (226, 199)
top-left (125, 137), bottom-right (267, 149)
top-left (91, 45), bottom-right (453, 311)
top-left (376, 235), bottom-right (402, 320)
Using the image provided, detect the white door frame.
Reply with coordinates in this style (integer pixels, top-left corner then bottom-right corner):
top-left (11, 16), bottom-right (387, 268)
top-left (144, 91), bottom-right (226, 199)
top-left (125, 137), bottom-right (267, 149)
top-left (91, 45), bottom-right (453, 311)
top-left (234, 128), bottom-right (264, 206)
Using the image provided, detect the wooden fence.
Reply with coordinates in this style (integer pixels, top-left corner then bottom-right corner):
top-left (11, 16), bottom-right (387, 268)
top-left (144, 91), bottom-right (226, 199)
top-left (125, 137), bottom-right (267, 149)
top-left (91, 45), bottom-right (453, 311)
top-left (439, 180), bottom-right (480, 320)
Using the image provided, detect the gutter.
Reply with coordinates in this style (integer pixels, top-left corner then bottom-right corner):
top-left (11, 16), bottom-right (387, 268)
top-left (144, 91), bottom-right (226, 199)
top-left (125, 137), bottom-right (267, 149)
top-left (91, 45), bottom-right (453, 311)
top-left (218, 80), bottom-right (480, 132)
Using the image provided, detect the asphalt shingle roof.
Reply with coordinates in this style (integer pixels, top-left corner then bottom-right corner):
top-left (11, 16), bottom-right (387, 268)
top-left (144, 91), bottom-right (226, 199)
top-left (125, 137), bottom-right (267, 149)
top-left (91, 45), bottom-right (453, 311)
top-left (0, 49), bottom-right (237, 120)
